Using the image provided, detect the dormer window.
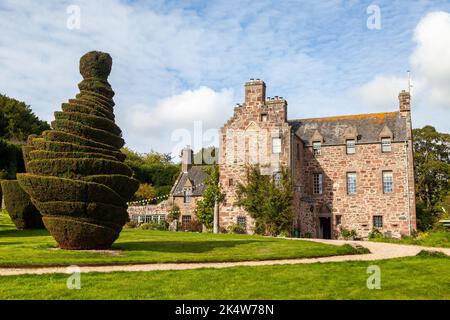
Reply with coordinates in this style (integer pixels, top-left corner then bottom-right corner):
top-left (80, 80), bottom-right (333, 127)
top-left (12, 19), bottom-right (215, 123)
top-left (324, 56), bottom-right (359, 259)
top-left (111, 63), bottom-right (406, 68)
top-left (381, 138), bottom-right (392, 153)
top-left (312, 142), bottom-right (321, 156)
top-left (346, 139), bottom-right (356, 154)
top-left (183, 187), bottom-right (192, 203)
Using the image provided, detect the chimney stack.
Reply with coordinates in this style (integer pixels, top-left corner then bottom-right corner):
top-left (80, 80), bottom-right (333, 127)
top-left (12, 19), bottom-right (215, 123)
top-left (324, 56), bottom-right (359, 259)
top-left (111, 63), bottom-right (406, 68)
top-left (399, 90), bottom-right (411, 112)
top-left (181, 146), bottom-right (193, 173)
top-left (244, 79), bottom-right (266, 106)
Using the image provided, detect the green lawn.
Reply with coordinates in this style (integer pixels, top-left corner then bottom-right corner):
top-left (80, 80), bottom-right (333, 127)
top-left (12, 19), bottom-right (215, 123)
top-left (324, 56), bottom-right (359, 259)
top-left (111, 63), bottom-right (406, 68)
top-left (0, 254), bottom-right (448, 299)
top-left (0, 211), bottom-right (364, 267)
top-left (371, 230), bottom-right (450, 248)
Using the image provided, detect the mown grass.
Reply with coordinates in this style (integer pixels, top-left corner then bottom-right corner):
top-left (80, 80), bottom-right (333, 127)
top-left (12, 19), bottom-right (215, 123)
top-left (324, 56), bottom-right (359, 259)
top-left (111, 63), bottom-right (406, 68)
top-left (371, 230), bottom-right (450, 248)
top-left (0, 254), bottom-right (448, 299)
top-left (0, 211), bottom-right (364, 267)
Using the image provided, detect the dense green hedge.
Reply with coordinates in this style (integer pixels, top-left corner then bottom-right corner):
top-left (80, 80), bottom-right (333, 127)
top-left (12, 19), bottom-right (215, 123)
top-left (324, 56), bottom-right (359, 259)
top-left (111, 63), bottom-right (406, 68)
top-left (0, 180), bottom-right (44, 229)
top-left (17, 51), bottom-right (138, 249)
top-left (0, 139), bottom-right (25, 179)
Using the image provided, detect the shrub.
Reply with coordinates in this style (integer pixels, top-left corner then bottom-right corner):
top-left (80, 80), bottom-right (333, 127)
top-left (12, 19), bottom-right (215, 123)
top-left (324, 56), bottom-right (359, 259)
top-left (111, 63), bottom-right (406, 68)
top-left (0, 180), bottom-right (44, 229)
top-left (228, 223), bottom-right (246, 234)
top-left (179, 220), bottom-right (203, 232)
top-left (368, 228), bottom-right (384, 240)
top-left (140, 220), bottom-right (168, 231)
top-left (339, 226), bottom-right (358, 240)
top-left (124, 220), bottom-right (138, 229)
top-left (17, 51), bottom-right (139, 249)
top-left (278, 230), bottom-right (289, 237)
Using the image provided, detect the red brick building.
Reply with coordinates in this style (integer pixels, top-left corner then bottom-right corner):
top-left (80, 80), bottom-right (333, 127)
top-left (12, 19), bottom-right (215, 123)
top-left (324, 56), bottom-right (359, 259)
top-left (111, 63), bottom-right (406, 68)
top-left (219, 79), bottom-right (416, 239)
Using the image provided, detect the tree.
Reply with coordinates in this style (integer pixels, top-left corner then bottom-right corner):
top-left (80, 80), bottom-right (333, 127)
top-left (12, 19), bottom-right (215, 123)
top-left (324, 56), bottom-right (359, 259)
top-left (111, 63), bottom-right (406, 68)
top-left (121, 147), bottom-right (180, 202)
top-left (17, 51), bottom-right (139, 249)
top-left (236, 165), bottom-right (293, 236)
top-left (413, 126), bottom-right (450, 230)
top-left (196, 165), bottom-right (224, 230)
top-left (0, 94), bottom-right (50, 142)
top-left (133, 183), bottom-right (157, 201)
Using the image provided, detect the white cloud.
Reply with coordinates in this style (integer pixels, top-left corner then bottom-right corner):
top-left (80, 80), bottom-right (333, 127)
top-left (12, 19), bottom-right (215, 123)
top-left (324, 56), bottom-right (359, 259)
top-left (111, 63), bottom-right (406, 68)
top-left (350, 11), bottom-right (450, 131)
top-left (123, 87), bottom-right (234, 156)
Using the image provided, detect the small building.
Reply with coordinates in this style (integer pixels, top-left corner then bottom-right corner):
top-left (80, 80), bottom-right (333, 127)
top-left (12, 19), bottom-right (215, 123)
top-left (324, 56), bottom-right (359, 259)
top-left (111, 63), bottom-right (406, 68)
top-left (170, 146), bottom-right (209, 230)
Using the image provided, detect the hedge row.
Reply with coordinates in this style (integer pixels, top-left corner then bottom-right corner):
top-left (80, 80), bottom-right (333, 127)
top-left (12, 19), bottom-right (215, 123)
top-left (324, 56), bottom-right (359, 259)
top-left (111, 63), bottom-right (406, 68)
top-left (68, 97), bottom-right (114, 113)
top-left (43, 215), bottom-right (120, 250)
top-left (17, 51), bottom-right (138, 249)
top-left (0, 180), bottom-right (44, 229)
top-left (82, 174), bottom-right (139, 201)
top-left (35, 201), bottom-right (128, 226)
top-left (43, 130), bottom-right (117, 151)
top-left (54, 111), bottom-right (121, 136)
top-left (18, 174), bottom-right (126, 207)
top-left (76, 90), bottom-right (115, 107)
top-left (28, 150), bottom-right (117, 161)
top-left (29, 139), bottom-right (125, 161)
top-left (61, 102), bottom-right (114, 121)
top-left (0, 139), bottom-right (25, 179)
top-left (78, 79), bottom-right (114, 99)
top-left (27, 158), bottom-right (133, 179)
top-left (51, 119), bottom-right (124, 149)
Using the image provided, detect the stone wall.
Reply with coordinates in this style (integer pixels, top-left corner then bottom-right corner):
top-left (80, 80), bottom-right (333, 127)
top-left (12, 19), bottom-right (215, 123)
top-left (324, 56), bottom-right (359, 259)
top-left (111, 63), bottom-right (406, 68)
top-left (219, 80), bottom-right (291, 232)
top-left (297, 139), bottom-right (416, 239)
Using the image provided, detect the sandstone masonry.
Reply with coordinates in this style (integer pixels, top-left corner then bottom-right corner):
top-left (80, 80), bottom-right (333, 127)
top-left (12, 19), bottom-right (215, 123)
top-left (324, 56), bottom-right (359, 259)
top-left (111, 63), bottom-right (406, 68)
top-left (219, 80), bottom-right (416, 239)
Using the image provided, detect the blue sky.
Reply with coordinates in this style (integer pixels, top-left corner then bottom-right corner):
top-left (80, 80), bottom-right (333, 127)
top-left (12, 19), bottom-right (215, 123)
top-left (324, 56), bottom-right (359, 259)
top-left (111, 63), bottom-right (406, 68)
top-left (1, 0), bottom-right (450, 156)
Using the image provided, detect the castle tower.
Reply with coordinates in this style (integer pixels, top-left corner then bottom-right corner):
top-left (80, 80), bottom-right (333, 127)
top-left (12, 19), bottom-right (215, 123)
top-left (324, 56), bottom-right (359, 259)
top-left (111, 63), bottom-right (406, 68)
top-left (219, 80), bottom-right (292, 233)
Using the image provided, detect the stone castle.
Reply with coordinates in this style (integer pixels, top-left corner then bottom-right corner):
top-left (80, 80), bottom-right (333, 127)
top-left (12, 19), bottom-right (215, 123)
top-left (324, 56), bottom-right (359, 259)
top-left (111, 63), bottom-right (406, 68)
top-left (218, 79), bottom-right (416, 239)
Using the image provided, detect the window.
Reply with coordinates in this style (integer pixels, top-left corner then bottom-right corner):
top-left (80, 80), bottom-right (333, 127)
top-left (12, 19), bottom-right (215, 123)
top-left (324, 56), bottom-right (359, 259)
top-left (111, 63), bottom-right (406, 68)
top-left (184, 188), bottom-right (192, 203)
top-left (228, 178), bottom-right (234, 186)
top-left (313, 173), bottom-right (323, 194)
top-left (312, 141), bottom-right (321, 156)
top-left (373, 215), bottom-right (383, 228)
top-left (346, 139), bottom-right (356, 154)
top-left (336, 215), bottom-right (342, 226)
top-left (260, 113), bottom-right (268, 122)
top-left (237, 216), bottom-right (247, 230)
top-left (382, 171), bottom-right (393, 193)
top-left (347, 172), bottom-right (357, 194)
top-left (272, 137), bottom-right (281, 154)
top-left (182, 215), bottom-right (192, 228)
top-left (296, 143), bottom-right (300, 160)
top-left (381, 138), bottom-right (392, 152)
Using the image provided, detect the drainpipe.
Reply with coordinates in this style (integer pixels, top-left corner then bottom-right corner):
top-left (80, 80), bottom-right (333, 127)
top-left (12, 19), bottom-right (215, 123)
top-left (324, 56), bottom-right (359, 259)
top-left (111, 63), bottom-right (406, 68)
top-left (405, 141), bottom-right (412, 235)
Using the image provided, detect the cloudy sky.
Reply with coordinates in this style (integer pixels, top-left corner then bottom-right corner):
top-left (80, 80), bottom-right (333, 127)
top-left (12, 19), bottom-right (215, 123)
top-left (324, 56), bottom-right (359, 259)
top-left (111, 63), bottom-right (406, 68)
top-left (1, 0), bottom-right (450, 159)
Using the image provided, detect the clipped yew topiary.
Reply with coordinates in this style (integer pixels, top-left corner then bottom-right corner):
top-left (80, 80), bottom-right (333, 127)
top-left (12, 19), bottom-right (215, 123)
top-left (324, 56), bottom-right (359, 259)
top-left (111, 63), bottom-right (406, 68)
top-left (1, 180), bottom-right (44, 229)
top-left (17, 51), bottom-right (139, 249)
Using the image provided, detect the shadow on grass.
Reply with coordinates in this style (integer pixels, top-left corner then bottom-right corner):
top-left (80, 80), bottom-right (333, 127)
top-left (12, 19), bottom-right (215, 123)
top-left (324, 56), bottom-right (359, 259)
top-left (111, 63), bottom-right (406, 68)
top-left (0, 229), bottom-right (49, 238)
top-left (114, 240), bottom-right (263, 253)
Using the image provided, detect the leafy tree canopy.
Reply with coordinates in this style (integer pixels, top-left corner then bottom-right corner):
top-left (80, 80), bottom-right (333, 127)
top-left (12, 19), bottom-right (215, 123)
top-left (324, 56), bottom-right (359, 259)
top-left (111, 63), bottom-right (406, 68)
top-left (236, 165), bottom-right (293, 236)
top-left (196, 165), bottom-right (224, 229)
top-left (413, 126), bottom-right (450, 230)
top-left (0, 94), bottom-right (50, 142)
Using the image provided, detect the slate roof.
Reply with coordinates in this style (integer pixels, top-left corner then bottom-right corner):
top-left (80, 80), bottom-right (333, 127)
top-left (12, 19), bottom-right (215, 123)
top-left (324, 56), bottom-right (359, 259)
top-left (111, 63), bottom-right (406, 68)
top-left (289, 111), bottom-right (408, 145)
top-left (172, 166), bottom-right (210, 197)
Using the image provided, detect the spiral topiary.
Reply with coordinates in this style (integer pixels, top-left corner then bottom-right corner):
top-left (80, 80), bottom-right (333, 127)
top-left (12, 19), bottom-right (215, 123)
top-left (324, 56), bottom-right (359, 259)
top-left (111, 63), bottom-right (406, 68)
top-left (17, 51), bottom-right (139, 249)
top-left (1, 180), bottom-right (44, 229)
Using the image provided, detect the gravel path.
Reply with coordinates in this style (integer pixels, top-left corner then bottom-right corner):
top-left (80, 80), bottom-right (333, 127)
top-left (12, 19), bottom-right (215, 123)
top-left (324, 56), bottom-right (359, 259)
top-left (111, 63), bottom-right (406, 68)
top-left (0, 239), bottom-right (448, 276)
